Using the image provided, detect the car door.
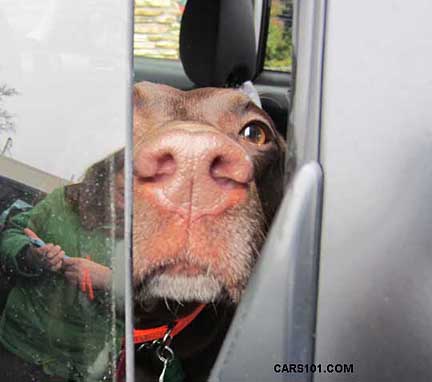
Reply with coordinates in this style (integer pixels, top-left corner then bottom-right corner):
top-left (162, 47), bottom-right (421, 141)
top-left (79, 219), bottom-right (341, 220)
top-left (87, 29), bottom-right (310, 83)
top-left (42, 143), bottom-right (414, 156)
top-left (315, 1), bottom-right (432, 381)
top-left (212, 1), bottom-right (432, 382)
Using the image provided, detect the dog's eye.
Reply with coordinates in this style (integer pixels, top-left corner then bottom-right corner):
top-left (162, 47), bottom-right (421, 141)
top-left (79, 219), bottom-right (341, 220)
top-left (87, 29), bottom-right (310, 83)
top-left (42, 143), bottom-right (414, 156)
top-left (239, 123), bottom-right (270, 145)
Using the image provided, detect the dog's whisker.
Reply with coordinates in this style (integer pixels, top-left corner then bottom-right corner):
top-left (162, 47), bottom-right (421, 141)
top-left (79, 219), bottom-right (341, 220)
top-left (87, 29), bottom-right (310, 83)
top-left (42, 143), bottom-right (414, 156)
top-left (211, 302), bottom-right (218, 314)
top-left (164, 297), bottom-right (173, 313)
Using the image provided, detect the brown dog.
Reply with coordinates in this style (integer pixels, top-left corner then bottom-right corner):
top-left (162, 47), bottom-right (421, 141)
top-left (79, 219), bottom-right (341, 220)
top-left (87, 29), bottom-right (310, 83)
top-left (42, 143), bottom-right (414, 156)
top-left (132, 81), bottom-right (286, 381)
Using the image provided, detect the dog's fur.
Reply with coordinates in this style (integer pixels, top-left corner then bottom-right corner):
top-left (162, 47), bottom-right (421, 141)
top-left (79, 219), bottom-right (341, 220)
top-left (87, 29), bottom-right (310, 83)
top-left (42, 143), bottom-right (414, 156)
top-left (132, 82), bottom-right (286, 381)
top-left (66, 81), bottom-right (286, 381)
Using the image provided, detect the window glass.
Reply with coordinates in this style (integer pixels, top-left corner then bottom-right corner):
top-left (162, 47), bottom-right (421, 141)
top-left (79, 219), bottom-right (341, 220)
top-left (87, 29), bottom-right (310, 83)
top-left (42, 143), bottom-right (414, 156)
top-left (264, 0), bottom-right (293, 72)
top-left (0, 1), bottom-right (129, 380)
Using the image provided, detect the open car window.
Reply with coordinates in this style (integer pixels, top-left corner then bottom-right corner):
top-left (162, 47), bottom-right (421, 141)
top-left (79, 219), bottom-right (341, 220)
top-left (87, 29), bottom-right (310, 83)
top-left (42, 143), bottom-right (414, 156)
top-left (263, 0), bottom-right (292, 72)
top-left (134, 0), bottom-right (293, 72)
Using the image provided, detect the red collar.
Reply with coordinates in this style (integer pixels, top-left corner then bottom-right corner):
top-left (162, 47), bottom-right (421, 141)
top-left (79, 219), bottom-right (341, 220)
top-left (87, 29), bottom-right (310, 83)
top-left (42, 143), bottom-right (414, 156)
top-left (133, 304), bottom-right (206, 344)
top-left (117, 304), bottom-right (206, 382)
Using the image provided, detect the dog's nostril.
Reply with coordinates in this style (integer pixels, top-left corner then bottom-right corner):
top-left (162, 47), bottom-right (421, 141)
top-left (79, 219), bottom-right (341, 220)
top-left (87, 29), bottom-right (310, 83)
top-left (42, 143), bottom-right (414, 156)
top-left (145, 153), bottom-right (176, 183)
top-left (157, 153), bottom-right (176, 177)
top-left (210, 154), bottom-right (251, 187)
top-left (209, 150), bottom-right (254, 186)
top-left (134, 153), bottom-right (176, 183)
top-left (210, 155), bottom-right (227, 179)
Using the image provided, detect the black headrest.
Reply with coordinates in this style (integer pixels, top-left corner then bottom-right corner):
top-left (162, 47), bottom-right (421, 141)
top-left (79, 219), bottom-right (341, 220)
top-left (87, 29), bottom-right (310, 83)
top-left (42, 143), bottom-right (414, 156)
top-left (180, 0), bottom-right (257, 87)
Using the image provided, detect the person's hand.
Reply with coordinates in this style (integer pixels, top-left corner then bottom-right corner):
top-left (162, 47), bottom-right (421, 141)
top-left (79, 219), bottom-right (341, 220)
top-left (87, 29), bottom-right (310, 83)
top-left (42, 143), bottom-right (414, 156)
top-left (62, 257), bottom-right (112, 291)
top-left (23, 227), bottom-right (65, 272)
top-left (29, 243), bottom-right (66, 272)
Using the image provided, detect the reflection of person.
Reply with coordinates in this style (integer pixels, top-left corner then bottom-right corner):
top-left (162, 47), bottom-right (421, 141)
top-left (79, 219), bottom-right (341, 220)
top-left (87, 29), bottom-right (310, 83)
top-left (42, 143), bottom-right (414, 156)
top-left (0, 150), bottom-right (124, 381)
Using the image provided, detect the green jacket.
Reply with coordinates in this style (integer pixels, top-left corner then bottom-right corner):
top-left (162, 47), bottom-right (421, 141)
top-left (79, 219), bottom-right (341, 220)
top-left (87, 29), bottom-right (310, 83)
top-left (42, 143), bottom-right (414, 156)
top-left (0, 188), bottom-right (124, 380)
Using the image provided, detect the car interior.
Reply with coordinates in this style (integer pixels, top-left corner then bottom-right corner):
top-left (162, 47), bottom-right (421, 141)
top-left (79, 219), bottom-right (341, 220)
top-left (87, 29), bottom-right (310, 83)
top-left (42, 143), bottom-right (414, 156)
top-left (134, 0), bottom-right (291, 140)
top-left (133, 1), bottom-right (295, 380)
top-left (134, 0), bottom-right (296, 381)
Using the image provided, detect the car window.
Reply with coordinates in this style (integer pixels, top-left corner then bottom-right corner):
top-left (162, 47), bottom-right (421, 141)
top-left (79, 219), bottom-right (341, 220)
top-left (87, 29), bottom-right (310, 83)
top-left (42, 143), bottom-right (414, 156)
top-left (134, 0), bottom-right (293, 72)
top-left (264, 0), bottom-right (293, 72)
top-left (134, 0), bottom-right (182, 60)
top-left (0, 2), bottom-right (129, 380)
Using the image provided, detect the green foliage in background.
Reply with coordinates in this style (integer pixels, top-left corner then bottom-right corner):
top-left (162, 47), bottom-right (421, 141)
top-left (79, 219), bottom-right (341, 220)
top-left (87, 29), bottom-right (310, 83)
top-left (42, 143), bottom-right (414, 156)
top-left (265, 0), bottom-right (292, 72)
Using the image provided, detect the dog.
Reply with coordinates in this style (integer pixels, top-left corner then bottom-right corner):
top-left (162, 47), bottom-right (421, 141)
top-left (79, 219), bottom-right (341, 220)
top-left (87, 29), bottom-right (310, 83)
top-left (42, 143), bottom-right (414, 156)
top-left (131, 81), bottom-right (286, 381)
top-left (0, 78), bottom-right (286, 381)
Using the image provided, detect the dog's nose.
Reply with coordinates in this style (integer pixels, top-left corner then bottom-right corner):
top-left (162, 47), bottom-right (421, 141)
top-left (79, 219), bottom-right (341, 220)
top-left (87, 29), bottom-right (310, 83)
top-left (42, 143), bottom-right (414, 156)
top-left (134, 128), bottom-right (253, 219)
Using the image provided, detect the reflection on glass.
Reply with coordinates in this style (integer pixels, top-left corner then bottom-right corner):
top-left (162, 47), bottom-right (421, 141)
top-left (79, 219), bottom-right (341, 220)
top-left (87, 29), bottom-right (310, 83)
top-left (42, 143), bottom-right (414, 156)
top-left (0, 151), bottom-right (125, 381)
top-left (0, 0), bottom-right (129, 379)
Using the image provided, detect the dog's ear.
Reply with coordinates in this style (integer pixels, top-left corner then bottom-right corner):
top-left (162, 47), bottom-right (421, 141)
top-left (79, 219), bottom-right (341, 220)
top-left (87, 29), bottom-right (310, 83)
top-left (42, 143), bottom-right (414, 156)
top-left (65, 149), bottom-right (124, 234)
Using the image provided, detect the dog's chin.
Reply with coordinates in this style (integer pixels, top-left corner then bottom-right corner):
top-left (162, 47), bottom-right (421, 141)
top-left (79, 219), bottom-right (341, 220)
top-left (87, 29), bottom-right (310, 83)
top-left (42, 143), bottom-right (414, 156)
top-left (143, 274), bottom-right (223, 304)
